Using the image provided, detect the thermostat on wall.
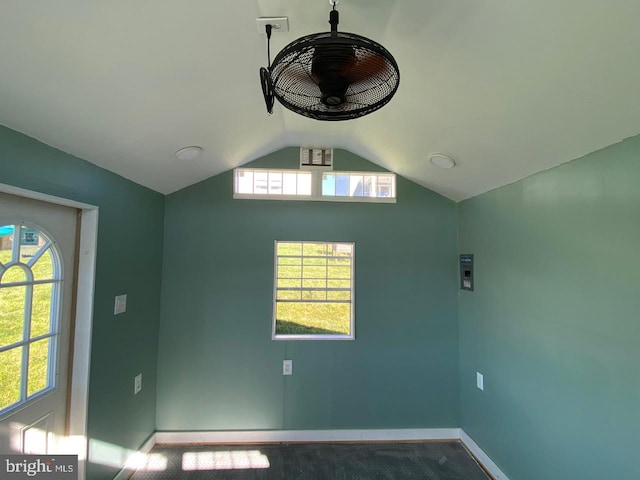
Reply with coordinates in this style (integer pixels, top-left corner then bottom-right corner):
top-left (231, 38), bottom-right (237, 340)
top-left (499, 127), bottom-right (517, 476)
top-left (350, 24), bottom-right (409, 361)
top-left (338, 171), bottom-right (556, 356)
top-left (460, 254), bottom-right (474, 291)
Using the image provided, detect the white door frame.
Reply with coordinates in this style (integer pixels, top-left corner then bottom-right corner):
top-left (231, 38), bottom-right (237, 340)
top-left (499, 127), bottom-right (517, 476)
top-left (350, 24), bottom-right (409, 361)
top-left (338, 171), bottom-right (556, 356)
top-left (0, 182), bottom-right (98, 480)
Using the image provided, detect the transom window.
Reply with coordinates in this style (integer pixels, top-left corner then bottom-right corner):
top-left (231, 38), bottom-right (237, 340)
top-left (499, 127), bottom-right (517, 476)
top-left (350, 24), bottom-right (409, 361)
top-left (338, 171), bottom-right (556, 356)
top-left (234, 168), bottom-right (396, 203)
top-left (321, 172), bottom-right (395, 199)
top-left (0, 224), bottom-right (62, 415)
top-left (235, 169), bottom-right (312, 197)
top-left (273, 241), bottom-right (354, 340)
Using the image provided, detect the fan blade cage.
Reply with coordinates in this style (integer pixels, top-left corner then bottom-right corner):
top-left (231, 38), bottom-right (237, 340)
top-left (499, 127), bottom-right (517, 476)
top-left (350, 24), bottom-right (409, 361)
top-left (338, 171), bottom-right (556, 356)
top-left (270, 32), bottom-right (400, 121)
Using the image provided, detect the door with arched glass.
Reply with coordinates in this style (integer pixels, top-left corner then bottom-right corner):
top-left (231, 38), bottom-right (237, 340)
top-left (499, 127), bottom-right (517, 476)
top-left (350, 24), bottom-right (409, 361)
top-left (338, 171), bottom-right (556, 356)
top-left (0, 192), bottom-right (77, 454)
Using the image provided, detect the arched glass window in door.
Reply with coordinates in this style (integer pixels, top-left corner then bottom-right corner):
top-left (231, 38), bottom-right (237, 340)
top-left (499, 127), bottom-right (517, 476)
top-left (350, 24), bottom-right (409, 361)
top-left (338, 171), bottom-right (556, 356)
top-left (0, 223), bottom-right (62, 414)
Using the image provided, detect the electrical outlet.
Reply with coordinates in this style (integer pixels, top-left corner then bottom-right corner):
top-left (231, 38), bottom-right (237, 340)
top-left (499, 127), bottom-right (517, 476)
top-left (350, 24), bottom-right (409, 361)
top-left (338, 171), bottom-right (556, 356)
top-left (114, 294), bottom-right (127, 315)
top-left (134, 373), bottom-right (142, 395)
top-left (256, 17), bottom-right (289, 33)
top-left (476, 372), bottom-right (484, 391)
top-left (283, 360), bottom-right (293, 376)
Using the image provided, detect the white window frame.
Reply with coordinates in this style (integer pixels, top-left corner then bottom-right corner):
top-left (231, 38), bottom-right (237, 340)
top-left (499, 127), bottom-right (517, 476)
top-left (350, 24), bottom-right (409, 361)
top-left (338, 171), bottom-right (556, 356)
top-left (233, 169), bottom-right (313, 200)
top-left (1, 182), bottom-right (98, 480)
top-left (234, 168), bottom-right (396, 203)
top-left (273, 241), bottom-right (355, 341)
top-left (321, 171), bottom-right (396, 202)
top-left (0, 223), bottom-right (62, 417)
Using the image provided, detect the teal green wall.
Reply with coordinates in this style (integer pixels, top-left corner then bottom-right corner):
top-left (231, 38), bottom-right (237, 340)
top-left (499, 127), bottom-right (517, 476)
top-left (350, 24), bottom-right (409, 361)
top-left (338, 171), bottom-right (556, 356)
top-left (458, 135), bottom-right (640, 479)
top-left (156, 148), bottom-right (459, 431)
top-left (8, 117), bottom-right (635, 479)
top-left (0, 125), bottom-right (165, 480)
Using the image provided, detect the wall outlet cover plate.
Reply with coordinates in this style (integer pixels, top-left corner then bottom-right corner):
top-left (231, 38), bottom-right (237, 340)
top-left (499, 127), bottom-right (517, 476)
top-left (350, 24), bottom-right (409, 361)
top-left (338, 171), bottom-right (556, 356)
top-left (114, 294), bottom-right (127, 315)
top-left (283, 360), bottom-right (293, 375)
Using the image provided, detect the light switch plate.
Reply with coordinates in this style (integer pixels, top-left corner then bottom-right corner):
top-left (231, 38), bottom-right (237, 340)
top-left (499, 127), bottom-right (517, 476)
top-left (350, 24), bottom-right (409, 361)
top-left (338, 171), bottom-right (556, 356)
top-left (283, 360), bottom-right (293, 376)
top-left (476, 372), bottom-right (484, 391)
top-left (114, 294), bottom-right (127, 315)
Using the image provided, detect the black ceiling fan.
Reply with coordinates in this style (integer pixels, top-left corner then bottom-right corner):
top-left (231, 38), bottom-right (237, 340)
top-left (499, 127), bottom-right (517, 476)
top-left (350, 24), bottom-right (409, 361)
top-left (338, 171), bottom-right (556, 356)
top-left (259, 2), bottom-right (400, 121)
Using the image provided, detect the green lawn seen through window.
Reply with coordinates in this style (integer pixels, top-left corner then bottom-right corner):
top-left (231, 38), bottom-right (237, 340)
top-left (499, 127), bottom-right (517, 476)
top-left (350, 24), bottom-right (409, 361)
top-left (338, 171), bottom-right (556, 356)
top-left (275, 242), bottom-right (353, 337)
top-left (0, 247), bottom-right (55, 412)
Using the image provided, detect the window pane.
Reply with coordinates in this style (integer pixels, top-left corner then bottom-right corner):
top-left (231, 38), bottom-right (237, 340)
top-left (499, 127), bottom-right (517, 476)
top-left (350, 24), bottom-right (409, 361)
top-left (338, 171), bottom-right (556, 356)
top-left (309, 290), bottom-right (326, 301)
top-left (275, 302), bottom-right (350, 335)
top-left (303, 266), bottom-right (325, 278)
top-left (254, 171), bottom-right (268, 194)
top-left (2, 264), bottom-right (27, 284)
top-left (0, 346), bottom-right (23, 410)
top-left (302, 279), bottom-right (326, 288)
top-left (327, 290), bottom-right (351, 301)
top-left (350, 175), bottom-right (364, 197)
top-left (328, 266), bottom-right (351, 278)
top-left (28, 338), bottom-right (51, 397)
top-left (302, 243), bottom-right (326, 256)
top-left (322, 173), bottom-right (336, 196)
top-left (297, 173), bottom-right (312, 195)
top-left (0, 225), bottom-right (16, 264)
top-left (276, 291), bottom-right (300, 301)
top-left (277, 242), bottom-right (301, 256)
top-left (268, 172), bottom-right (283, 195)
top-left (31, 283), bottom-right (53, 338)
top-left (335, 175), bottom-right (349, 196)
top-left (331, 244), bottom-right (353, 256)
top-left (278, 257), bottom-right (300, 266)
top-left (282, 173), bottom-right (298, 195)
top-left (0, 285), bottom-right (26, 347)
top-left (303, 256), bottom-right (325, 266)
top-left (377, 175), bottom-right (393, 197)
top-left (277, 265), bottom-right (301, 279)
top-left (277, 278), bottom-right (300, 288)
top-left (236, 170), bottom-right (254, 194)
top-left (364, 175), bottom-right (377, 197)
top-left (31, 248), bottom-right (54, 281)
top-left (19, 228), bottom-right (42, 263)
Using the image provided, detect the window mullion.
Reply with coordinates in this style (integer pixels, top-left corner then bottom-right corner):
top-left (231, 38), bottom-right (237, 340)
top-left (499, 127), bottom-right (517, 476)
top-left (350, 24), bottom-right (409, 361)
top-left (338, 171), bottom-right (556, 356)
top-left (26, 241), bottom-right (51, 268)
top-left (325, 249), bottom-right (329, 301)
top-left (311, 170), bottom-right (322, 198)
top-left (299, 245), bottom-right (303, 301)
top-left (20, 282), bottom-right (34, 401)
top-left (12, 224), bottom-right (22, 263)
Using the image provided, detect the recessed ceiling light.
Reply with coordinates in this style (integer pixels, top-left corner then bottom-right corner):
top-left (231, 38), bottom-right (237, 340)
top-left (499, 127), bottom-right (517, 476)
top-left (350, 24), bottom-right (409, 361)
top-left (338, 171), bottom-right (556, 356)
top-left (429, 153), bottom-right (456, 169)
top-left (175, 146), bottom-right (203, 161)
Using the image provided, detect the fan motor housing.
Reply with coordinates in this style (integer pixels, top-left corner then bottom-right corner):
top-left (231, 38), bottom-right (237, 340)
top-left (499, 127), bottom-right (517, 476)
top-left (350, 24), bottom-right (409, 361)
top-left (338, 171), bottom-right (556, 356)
top-left (269, 31), bottom-right (400, 121)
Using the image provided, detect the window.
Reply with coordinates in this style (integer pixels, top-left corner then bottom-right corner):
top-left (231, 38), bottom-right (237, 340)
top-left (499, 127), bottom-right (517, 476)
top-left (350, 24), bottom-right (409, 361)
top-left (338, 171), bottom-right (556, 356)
top-left (234, 169), bottom-right (312, 198)
top-left (273, 241), bottom-right (354, 340)
top-left (0, 224), bottom-right (62, 414)
top-left (321, 172), bottom-right (396, 199)
top-left (234, 168), bottom-right (396, 203)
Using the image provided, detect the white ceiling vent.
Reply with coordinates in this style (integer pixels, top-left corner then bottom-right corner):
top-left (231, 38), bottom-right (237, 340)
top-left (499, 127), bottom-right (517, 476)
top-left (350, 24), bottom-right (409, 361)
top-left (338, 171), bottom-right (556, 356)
top-left (300, 147), bottom-right (333, 171)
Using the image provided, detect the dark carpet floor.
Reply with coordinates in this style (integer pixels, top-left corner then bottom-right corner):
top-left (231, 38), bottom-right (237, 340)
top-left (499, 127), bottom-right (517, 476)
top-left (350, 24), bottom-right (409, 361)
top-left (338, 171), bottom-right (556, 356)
top-left (130, 441), bottom-right (491, 480)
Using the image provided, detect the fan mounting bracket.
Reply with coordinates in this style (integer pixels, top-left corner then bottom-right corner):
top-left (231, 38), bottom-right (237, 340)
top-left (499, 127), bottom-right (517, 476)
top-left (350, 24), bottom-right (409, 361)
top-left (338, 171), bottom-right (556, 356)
top-left (256, 17), bottom-right (289, 33)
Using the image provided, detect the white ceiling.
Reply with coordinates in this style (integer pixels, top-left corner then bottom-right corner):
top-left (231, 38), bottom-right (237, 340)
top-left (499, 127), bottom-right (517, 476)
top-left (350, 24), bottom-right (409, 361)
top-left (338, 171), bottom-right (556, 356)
top-left (1, 1), bottom-right (639, 201)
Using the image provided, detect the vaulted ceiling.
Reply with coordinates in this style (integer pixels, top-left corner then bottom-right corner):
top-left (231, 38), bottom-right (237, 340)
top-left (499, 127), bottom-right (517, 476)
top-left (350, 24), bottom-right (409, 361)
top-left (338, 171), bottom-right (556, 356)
top-left (1, 1), bottom-right (639, 201)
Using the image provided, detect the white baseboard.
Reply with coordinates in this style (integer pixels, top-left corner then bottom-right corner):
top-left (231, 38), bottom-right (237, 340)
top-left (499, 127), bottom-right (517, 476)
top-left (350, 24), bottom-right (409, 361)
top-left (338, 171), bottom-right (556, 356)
top-left (460, 429), bottom-right (510, 480)
top-left (155, 428), bottom-right (460, 444)
top-left (119, 429), bottom-right (508, 480)
top-left (113, 433), bottom-right (157, 480)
